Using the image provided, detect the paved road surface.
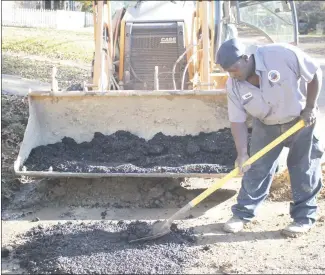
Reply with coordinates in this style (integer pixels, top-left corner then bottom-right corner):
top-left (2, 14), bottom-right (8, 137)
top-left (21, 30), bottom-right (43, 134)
top-left (2, 74), bottom-right (50, 96)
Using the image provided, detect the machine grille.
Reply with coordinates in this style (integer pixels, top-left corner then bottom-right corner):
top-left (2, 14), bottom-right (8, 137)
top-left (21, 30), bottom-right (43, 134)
top-left (124, 21), bottom-right (188, 90)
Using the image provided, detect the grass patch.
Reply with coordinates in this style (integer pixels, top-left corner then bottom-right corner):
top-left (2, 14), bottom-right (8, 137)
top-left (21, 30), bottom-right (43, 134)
top-left (2, 27), bottom-right (94, 63)
top-left (2, 55), bottom-right (90, 90)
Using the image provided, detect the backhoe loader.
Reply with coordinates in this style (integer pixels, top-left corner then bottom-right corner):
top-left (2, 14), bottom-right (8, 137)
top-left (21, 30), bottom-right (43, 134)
top-left (14, 0), bottom-right (299, 179)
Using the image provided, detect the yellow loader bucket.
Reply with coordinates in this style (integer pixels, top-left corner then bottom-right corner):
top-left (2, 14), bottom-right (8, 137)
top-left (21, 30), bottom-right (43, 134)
top-left (14, 89), bottom-right (235, 179)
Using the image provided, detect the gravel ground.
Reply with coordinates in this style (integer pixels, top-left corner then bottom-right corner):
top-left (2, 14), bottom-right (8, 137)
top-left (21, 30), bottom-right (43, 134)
top-left (3, 199), bottom-right (325, 275)
top-left (24, 129), bottom-right (237, 174)
top-left (12, 221), bottom-right (198, 274)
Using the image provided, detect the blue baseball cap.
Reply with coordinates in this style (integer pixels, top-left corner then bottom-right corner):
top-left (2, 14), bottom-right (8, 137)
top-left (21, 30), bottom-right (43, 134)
top-left (216, 38), bottom-right (246, 69)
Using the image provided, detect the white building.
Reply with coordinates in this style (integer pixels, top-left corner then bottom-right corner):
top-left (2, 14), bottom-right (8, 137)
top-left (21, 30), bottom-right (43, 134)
top-left (4, 0), bottom-right (82, 11)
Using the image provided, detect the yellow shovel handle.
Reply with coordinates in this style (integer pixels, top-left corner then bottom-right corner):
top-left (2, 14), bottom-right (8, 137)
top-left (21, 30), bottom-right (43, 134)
top-left (190, 119), bottom-right (305, 207)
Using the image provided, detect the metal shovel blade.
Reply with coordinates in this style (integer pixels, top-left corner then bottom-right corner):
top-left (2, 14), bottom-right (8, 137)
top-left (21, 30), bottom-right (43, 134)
top-left (128, 220), bottom-right (172, 243)
top-left (128, 204), bottom-right (192, 243)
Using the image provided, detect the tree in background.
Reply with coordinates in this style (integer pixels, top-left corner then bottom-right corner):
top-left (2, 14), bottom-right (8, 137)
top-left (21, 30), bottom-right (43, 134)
top-left (75, 0), bottom-right (93, 12)
top-left (296, 1), bottom-right (325, 31)
top-left (53, 0), bottom-right (65, 10)
top-left (75, 1), bottom-right (138, 13)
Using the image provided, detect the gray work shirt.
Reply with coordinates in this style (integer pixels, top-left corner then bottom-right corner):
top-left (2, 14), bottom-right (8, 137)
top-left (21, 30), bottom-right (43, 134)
top-left (227, 43), bottom-right (320, 125)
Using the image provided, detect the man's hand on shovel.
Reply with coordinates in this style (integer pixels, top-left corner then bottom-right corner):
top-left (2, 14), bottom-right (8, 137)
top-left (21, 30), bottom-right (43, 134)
top-left (300, 107), bottom-right (317, 127)
top-left (235, 153), bottom-right (251, 175)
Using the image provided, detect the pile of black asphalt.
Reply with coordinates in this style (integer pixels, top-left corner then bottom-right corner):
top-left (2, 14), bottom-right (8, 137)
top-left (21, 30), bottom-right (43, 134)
top-left (13, 220), bottom-right (200, 274)
top-left (24, 128), bottom-right (240, 174)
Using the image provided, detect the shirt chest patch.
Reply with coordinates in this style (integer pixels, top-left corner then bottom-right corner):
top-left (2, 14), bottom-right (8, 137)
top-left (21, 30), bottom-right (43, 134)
top-left (268, 70), bottom-right (281, 83)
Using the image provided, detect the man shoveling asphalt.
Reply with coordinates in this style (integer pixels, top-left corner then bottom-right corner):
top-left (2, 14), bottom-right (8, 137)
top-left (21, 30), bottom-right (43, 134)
top-left (217, 38), bottom-right (323, 237)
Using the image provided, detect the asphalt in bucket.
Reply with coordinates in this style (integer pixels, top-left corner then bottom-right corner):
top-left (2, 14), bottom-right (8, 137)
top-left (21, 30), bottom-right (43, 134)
top-left (13, 221), bottom-right (199, 274)
top-left (24, 129), bottom-right (238, 174)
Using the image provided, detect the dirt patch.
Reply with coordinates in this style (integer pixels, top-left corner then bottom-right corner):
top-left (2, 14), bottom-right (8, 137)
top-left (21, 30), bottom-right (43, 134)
top-left (269, 170), bottom-right (292, 202)
top-left (1, 94), bottom-right (29, 208)
top-left (24, 129), bottom-right (237, 174)
top-left (301, 46), bottom-right (325, 57)
top-left (298, 36), bottom-right (325, 57)
top-left (4, 176), bottom-right (236, 211)
top-left (269, 165), bottom-right (325, 202)
top-left (12, 221), bottom-right (198, 274)
top-left (299, 36), bottom-right (325, 44)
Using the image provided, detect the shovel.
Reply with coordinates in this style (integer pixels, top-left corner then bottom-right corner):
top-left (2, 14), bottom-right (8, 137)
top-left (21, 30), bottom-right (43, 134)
top-left (129, 119), bottom-right (305, 243)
